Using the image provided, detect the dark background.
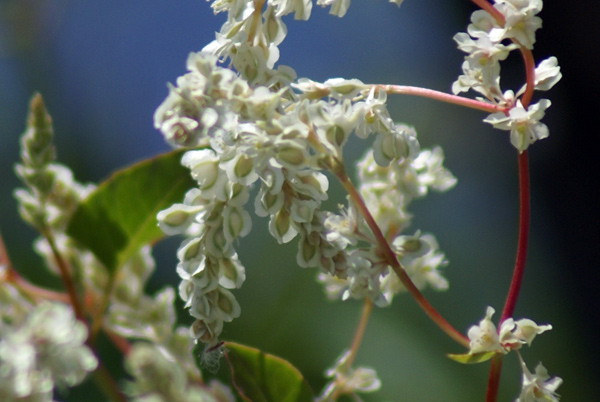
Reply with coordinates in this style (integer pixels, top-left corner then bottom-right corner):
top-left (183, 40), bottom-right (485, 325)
top-left (1, 1), bottom-right (597, 400)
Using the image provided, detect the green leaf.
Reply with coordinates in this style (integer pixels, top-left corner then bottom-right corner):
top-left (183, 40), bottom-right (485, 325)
top-left (66, 149), bottom-right (195, 273)
top-left (446, 351), bottom-right (499, 364)
top-left (223, 341), bottom-right (314, 402)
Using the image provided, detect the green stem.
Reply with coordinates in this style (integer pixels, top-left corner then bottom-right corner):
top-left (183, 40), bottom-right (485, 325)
top-left (89, 273), bottom-right (117, 345)
top-left (332, 160), bottom-right (469, 348)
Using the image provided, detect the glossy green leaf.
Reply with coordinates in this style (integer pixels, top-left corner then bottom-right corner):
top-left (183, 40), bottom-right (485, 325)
top-left (223, 341), bottom-right (314, 402)
top-left (446, 351), bottom-right (499, 364)
top-left (66, 149), bottom-right (195, 273)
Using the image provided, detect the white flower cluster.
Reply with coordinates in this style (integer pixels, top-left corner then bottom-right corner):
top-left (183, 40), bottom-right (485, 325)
top-left (467, 307), bottom-right (562, 401)
top-left (0, 302), bottom-right (98, 402)
top-left (453, 0), bottom-right (561, 152)
top-left (125, 342), bottom-right (235, 402)
top-left (467, 307), bottom-right (551, 355)
top-left (155, 0), bottom-right (455, 346)
top-left (12, 93), bottom-right (208, 398)
top-left (14, 94), bottom-right (95, 236)
top-left (104, 246), bottom-right (202, 381)
top-left (318, 147), bottom-right (456, 306)
top-left (516, 353), bottom-right (562, 402)
top-left (316, 350), bottom-right (381, 401)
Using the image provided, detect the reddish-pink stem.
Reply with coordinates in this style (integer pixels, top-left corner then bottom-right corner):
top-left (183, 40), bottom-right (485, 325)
top-left (500, 151), bottom-right (530, 322)
top-left (335, 166), bottom-right (469, 348)
top-left (485, 355), bottom-right (504, 402)
top-left (464, 0), bottom-right (536, 400)
top-left (520, 48), bottom-right (536, 108)
top-left (41, 228), bottom-right (86, 321)
top-left (376, 85), bottom-right (508, 114)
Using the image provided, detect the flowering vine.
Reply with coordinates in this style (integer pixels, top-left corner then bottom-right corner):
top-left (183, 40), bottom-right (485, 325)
top-left (1, 0), bottom-right (563, 401)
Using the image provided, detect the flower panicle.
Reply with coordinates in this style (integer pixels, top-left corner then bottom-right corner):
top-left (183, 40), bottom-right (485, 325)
top-left (455, 0), bottom-right (560, 152)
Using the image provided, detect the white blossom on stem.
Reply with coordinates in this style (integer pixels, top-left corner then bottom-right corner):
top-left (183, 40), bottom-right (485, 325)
top-left (484, 99), bottom-right (550, 152)
top-left (515, 353), bottom-right (562, 402)
top-left (467, 307), bottom-right (552, 354)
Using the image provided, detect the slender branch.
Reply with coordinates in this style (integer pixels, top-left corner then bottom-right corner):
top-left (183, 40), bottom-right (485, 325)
top-left (373, 85), bottom-right (508, 114)
top-left (328, 299), bottom-right (374, 402)
top-left (0, 229), bottom-right (12, 271)
top-left (6, 270), bottom-right (71, 303)
top-left (346, 298), bottom-right (373, 368)
top-left (89, 274), bottom-right (117, 345)
top-left (102, 328), bottom-right (133, 356)
top-left (40, 227), bottom-right (86, 321)
top-left (485, 355), bottom-right (504, 402)
top-left (500, 151), bottom-right (530, 323)
top-left (519, 48), bottom-right (536, 108)
top-left (332, 161), bottom-right (469, 348)
top-left (464, 0), bottom-right (536, 398)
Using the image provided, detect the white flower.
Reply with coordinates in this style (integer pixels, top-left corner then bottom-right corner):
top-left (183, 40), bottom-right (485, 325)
top-left (0, 303), bottom-right (98, 400)
top-left (412, 147), bottom-right (457, 193)
top-left (533, 57), bottom-right (562, 91)
top-left (354, 88), bottom-right (394, 139)
top-left (222, 205), bottom-right (252, 244)
top-left (317, 350), bottom-right (381, 401)
top-left (291, 78), bottom-right (332, 99)
top-left (468, 307), bottom-right (501, 354)
top-left (270, 0), bottom-right (313, 20)
top-left (157, 203), bottom-right (205, 236)
top-left (217, 254), bottom-right (246, 289)
top-left (484, 99), bottom-right (551, 152)
top-left (493, 0), bottom-right (543, 49)
top-left (372, 124), bottom-right (419, 167)
top-left (467, 307), bottom-right (553, 355)
top-left (454, 32), bottom-right (515, 62)
top-left (323, 78), bottom-right (366, 99)
top-left (182, 149), bottom-right (230, 201)
top-left (317, 0), bottom-right (351, 18)
top-left (516, 354), bottom-right (562, 402)
top-left (323, 205), bottom-right (358, 250)
top-left (512, 318), bottom-right (552, 346)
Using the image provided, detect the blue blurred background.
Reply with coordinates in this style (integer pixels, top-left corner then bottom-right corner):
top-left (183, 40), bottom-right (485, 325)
top-left (1, 1), bottom-right (597, 400)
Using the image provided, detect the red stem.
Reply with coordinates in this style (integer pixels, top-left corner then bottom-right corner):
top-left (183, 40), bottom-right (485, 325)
top-left (335, 165), bottom-right (469, 348)
top-left (465, 1), bottom-right (536, 400)
top-left (485, 355), bottom-right (504, 402)
top-left (500, 151), bottom-right (530, 322)
top-left (41, 228), bottom-right (86, 321)
top-left (520, 48), bottom-right (536, 108)
top-left (486, 152), bottom-right (530, 402)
